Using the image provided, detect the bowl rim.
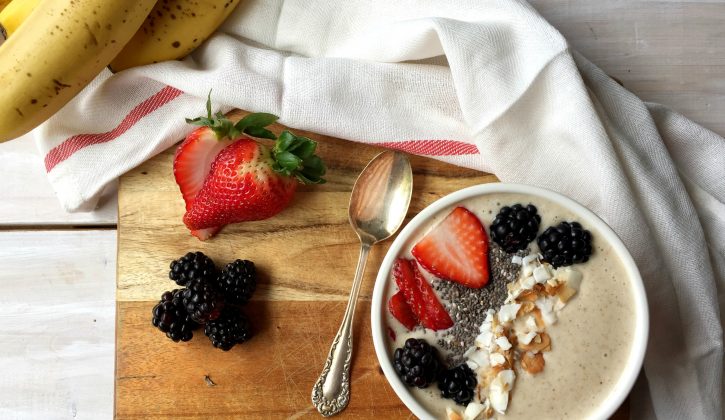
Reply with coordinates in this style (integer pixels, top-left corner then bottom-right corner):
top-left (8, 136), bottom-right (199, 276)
top-left (370, 182), bottom-right (649, 420)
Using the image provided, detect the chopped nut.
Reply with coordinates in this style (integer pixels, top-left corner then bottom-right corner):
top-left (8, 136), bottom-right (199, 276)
top-left (519, 332), bottom-right (551, 353)
top-left (517, 289), bottom-right (538, 302)
top-left (558, 285), bottom-right (577, 302)
top-left (447, 407), bottom-right (463, 420)
top-left (521, 352), bottom-right (545, 374)
top-left (544, 282), bottom-right (561, 296)
top-left (519, 301), bottom-right (536, 314)
top-left (532, 308), bottom-right (546, 329)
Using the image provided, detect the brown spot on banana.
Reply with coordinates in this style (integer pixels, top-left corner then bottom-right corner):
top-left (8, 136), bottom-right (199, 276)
top-left (83, 22), bottom-right (98, 46)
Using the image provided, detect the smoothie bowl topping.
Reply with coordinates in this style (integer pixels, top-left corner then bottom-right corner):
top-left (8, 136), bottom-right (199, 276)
top-left (382, 196), bottom-right (617, 419)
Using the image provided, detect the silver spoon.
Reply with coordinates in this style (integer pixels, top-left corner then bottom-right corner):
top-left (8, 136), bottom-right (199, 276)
top-left (311, 151), bottom-right (413, 417)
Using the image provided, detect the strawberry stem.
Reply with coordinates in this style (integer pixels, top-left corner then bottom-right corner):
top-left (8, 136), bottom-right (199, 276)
top-left (185, 92), bottom-right (278, 141)
top-left (186, 92), bottom-right (326, 184)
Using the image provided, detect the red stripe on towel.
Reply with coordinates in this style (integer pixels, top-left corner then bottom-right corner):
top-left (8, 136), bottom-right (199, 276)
top-left (375, 139), bottom-right (478, 156)
top-left (44, 85), bottom-right (184, 172)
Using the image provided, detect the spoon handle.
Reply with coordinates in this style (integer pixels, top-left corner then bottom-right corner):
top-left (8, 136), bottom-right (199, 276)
top-left (311, 242), bottom-right (371, 417)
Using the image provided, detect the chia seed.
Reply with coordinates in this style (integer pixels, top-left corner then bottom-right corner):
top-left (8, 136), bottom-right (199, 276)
top-left (435, 243), bottom-right (528, 365)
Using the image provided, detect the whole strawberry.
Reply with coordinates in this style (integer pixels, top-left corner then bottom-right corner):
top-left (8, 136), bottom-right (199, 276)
top-left (174, 96), bottom-right (326, 240)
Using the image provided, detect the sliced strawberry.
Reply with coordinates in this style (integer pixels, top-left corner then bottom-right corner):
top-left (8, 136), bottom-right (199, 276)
top-left (393, 258), bottom-right (453, 331)
top-left (388, 291), bottom-right (417, 330)
top-left (393, 257), bottom-right (427, 325)
top-left (412, 260), bottom-right (453, 330)
top-left (173, 126), bottom-right (236, 211)
top-left (412, 206), bottom-right (490, 288)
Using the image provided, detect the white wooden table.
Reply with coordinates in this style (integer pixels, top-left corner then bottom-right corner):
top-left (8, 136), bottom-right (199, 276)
top-left (1, 2), bottom-right (723, 418)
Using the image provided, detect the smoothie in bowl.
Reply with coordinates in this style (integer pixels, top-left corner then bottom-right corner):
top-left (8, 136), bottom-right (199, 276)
top-left (371, 184), bottom-right (648, 420)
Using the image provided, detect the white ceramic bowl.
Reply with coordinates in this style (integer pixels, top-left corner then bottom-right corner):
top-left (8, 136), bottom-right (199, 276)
top-left (371, 183), bottom-right (648, 420)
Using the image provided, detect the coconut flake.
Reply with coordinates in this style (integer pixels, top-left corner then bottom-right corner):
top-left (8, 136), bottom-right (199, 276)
top-left (475, 331), bottom-right (493, 348)
top-left (463, 402), bottom-right (486, 420)
top-left (520, 275), bottom-right (536, 290)
top-left (522, 254), bottom-right (539, 265)
top-left (489, 352), bottom-right (506, 366)
top-left (497, 303), bottom-right (521, 323)
top-left (463, 346), bottom-right (477, 358)
top-left (446, 406), bottom-right (463, 420)
top-left (525, 315), bottom-right (538, 332)
top-left (495, 336), bottom-right (512, 351)
top-left (536, 297), bottom-right (558, 325)
top-left (533, 265), bottom-right (551, 283)
top-left (489, 369), bottom-right (515, 414)
top-left (468, 350), bottom-right (490, 368)
top-left (511, 255), bottom-right (523, 265)
top-left (517, 330), bottom-right (537, 345)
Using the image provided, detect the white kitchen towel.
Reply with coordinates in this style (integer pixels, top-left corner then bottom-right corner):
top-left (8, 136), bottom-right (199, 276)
top-left (28, 0), bottom-right (724, 418)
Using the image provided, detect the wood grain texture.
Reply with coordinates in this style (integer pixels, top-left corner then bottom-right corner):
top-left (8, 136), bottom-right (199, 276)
top-left (0, 230), bottom-right (116, 420)
top-left (530, 0), bottom-right (725, 137)
top-left (117, 113), bottom-right (495, 303)
top-left (117, 301), bottom-right (410, 419)
top-left (0, 136), bottom-right (118, 226)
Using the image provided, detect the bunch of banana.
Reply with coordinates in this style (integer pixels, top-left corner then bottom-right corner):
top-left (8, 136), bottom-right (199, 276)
top-left (0, 0), bottom-right (242, 143)
top-left (109, 0), bottom-right (241, 72)
top-left (0, 0), bottom-right (40, 45)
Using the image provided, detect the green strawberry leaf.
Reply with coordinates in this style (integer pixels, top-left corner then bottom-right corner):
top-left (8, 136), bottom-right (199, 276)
top-left (243, 126), bottom-right (276, 140)
top-left (185, 91), bottom-right (279, 141)
top-left (271, 130), bottom-right (326, 184)
top-left (235, 113), bottom-right (278, 132)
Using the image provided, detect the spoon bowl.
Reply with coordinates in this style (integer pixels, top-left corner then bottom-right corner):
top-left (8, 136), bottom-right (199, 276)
top-left (349, 151), bottom-right (414, 245)
top-left (311, 151), bottom-right (413, 417)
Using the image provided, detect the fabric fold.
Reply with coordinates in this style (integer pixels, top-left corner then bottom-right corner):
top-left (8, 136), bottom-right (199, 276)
top-left (26, 0), bottom-right (724, 418)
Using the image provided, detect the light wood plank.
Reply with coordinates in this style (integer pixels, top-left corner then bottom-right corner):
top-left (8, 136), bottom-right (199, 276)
top-left (117, 300), bottom-right (411, 419)
top-left (530, 0), bottom-right (725, 137)
top-left (0, 230), bottom-right (116, 420)
top-left (0, 136), bottom-right (117, 226)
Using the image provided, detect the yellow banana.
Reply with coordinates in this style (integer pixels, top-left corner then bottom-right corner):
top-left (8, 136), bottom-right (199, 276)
top-left (0, 0), bottom-right (12, 12)
top-left (0, 0), bottom-right (41, 41)
top-left (0, 0), bottom-right (157, 142)
top-left (109, 0), bottom-right (241, 72)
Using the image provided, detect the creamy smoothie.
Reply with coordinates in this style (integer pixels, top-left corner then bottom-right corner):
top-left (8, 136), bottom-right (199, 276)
top-left (383, 192), bottom-right (636, 419)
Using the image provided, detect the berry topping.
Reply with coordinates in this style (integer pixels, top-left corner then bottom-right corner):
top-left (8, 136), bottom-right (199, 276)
top-left (393, 338), bottom-right (443, 388)
top-left (216, 259), bottom-right (257, 305)
top-left (490, 203), bottom-right (541, 253)
top-left (388, 291), bottom-right (417, 331)
top-left (412, 207), bottom-right (490, 288)
top-left (181, 278), bottom-right (225, 324)
top-left (537, 221), bottom-right (593, 268)
top-left (151, 289), bottom-right (200, 342)
top-left (393, 258), bottom-right (453, 331)
top-left (204, 307), bottom-right (253, 351)
top-left (438, 364), bottom-right (477, 405)
top-left (169, 251), bottom-right (219, 287)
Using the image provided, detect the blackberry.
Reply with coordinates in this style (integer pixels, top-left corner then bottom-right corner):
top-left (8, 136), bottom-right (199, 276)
top-left (151, 289), bottom-right (199, 342)
top-left (169, 251), bottom-right (218, 287)
top-left (393, 338), bottom-right (442, 388)
top-left (537, 221), bottom-right (593, 268)
top-left (204, 307), bottom-right (253, 351)
top-left (438, 364), bottom-right (477, 405)
top-left (490, 204), bottom-right (541, 253)
top-left (216, 259), bottom-right (257, 305)
top-left (182, 278), bottom-right (225, 323)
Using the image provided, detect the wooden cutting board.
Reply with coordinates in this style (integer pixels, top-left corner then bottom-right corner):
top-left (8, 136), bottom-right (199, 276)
top-left (115, 110), bottom-right (496, 419)
top-left (115, 111), bottom-right (628, 418)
